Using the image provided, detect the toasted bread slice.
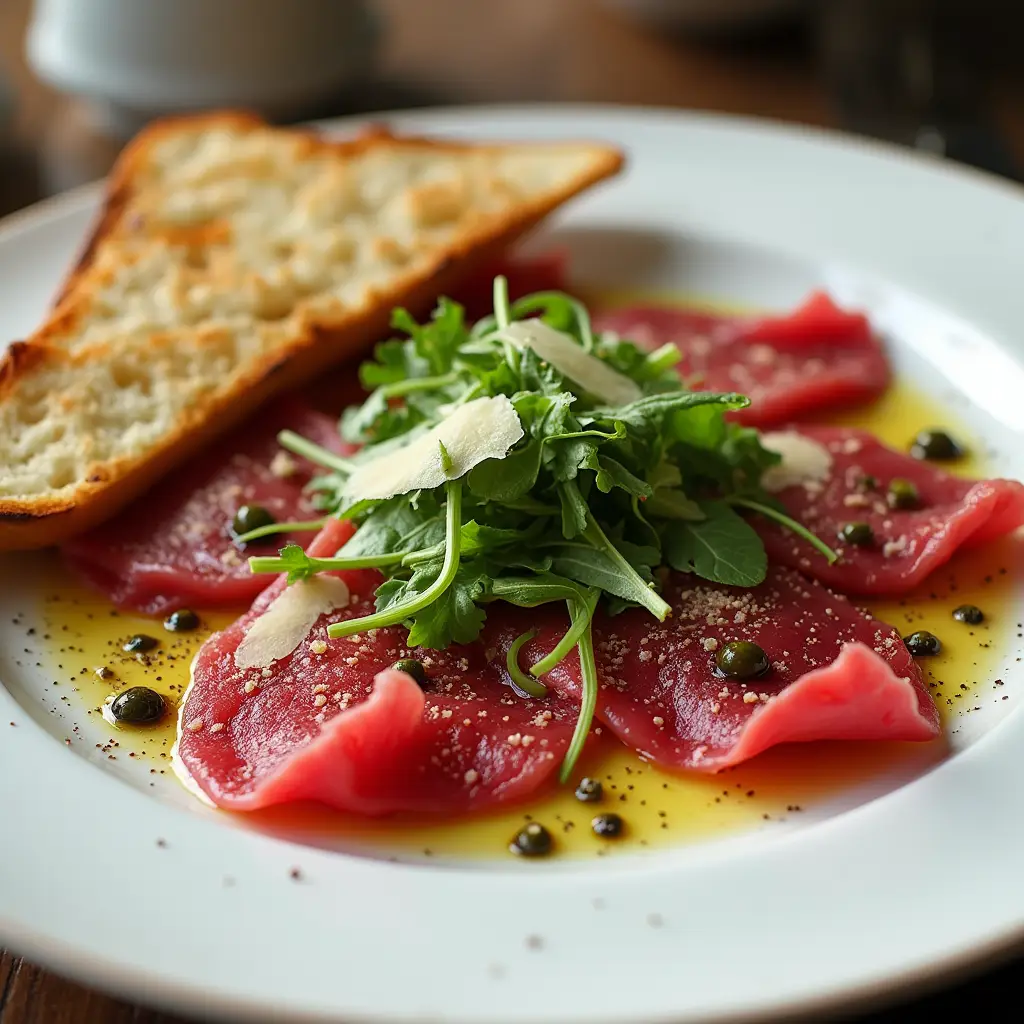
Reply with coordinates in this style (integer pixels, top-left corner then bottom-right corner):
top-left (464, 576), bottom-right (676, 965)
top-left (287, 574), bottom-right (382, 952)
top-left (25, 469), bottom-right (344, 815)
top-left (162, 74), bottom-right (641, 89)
top-left (0, 112), bottom-right (622, 550)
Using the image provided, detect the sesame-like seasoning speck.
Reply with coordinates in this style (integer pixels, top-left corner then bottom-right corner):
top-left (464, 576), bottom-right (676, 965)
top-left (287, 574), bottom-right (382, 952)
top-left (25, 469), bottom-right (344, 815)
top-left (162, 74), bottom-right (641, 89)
top-left (209, 723), bottom-right (225, 734)
top-left (187, 719), bottom-right (204, 732)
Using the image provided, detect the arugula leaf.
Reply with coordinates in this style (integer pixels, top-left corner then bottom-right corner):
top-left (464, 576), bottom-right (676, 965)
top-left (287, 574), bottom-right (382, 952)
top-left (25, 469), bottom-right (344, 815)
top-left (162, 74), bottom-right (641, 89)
top-left (467, 440), bottom-right (543, 500)
top-left (584, 452), bottom-right (652, 498)
top-left (406, 563), bottom-right (488, 649)
top-left (663, 500), bottom-right (767, 587)
top-left (558, 482), bottom-right (589, 540)
top-left (645, 488), bottom-right (704, 521)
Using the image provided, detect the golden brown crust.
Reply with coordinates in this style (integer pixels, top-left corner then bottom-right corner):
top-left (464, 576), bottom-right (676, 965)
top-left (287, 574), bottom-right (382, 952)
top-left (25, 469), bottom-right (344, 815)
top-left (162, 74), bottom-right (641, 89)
top-left (0, 111), bottom-right (624, 549)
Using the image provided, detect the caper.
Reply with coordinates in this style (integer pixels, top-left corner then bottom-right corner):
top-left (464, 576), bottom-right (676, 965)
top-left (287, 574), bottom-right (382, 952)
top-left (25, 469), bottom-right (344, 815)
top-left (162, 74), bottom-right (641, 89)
top-left (903, 630), bottom-right (942, 657)
top-left (858, 474), bottom-right (879, 492)
top-left (953, 604), bottom-right (985, 625)
top-left (838, 521), bottom-right (874, 546)
top-left (231, 504), bottom-right (276, 539)
top-left (509, 822), bottom-right (553, 858)
top-left (887, 478), bottom-right (920, 510)
top-left (391, 658), bottom-right (428, 686)
top-left (575, 777), bottom-right (603, 803)
top-left (110, 686), bottom-right (166, 725)
top-left (164, 609), bottom-right (200, 632)
top-left (715, 640), bottom-right (770, 681)
top-left (910, 429), bottom-right (964, 462)
top-left (122, 634), bottom-right (158, 654)
top-left (591, 813), bottom-right (625, 838)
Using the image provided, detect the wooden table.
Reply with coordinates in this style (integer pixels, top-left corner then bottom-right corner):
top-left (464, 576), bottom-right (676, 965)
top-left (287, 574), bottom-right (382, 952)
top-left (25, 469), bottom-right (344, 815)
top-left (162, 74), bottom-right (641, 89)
top-left (2, 0), bottom-right (1023, 1020)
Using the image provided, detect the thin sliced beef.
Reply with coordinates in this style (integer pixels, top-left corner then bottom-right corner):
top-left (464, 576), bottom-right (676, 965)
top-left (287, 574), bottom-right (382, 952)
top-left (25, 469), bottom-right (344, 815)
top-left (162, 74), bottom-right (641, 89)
top-left (754, 426), bottom-right (1024, 595)
top-left (177, 520), bottom-right (582, 815)
top-left (64, 401), bottom-right (352, 615)
top-left (532, 567), bottom-right (939, 772)
top-left (594, 291), bottom-right (890, 427)
top-left (180, 524), bottom-right (940, 811)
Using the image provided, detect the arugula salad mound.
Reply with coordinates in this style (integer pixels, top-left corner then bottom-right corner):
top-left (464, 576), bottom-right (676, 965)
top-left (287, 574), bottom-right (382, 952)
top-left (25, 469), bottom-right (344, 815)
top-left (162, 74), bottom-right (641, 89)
top-left (244, 277), bottom-right (836, 780)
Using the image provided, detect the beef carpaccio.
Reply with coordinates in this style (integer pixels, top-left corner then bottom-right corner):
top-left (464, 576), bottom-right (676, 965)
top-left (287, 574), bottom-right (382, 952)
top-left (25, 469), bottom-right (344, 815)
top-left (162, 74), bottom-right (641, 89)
top-left (177, 520), bottom-right (583, 815)
top-left (177, 526), bottom-right (940, 813)
top-left (64, 401), bottom-right (353, 615)
top-left (594, 291), bottom-right (890, 427)
top-left (755, 426), bottom-right (1024, 596)
top-left (530, 567), bottom-right (939, 771)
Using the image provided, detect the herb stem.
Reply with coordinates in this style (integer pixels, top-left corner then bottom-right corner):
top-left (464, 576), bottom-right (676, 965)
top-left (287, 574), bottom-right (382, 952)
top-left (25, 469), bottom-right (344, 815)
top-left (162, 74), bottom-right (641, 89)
top-left (559, 595), bottom-right (600, 783)
top-left (380, 372), bottom-right (458, 398)
top-left (506, 631), bottom-right (548, 698)
top-left (531, 587), bottom-right (599, 676)
top-left (277, 431), bottom-right (355, 474)
top-left (493, 275), bottom-right (511, 330)
top-left (248, 550), bottom-right (408, 574)
top-left (493, 275), bottom-right (521, 375)
top-left (729, 497), bottom-right (839, 564)
top-left (582, 514), bottom-right (672, 621)
top-left (234, 519), bottom-right (326, 544)
top-left (326, 481), bottom-right (463, 639)
top-left (643, 342), bottom-right (683, 374)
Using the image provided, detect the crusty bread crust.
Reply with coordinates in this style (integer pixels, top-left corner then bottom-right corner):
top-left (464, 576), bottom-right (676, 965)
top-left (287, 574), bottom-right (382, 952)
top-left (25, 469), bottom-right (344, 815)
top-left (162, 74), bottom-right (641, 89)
top-left (0, 112), bottom-right (623, 549)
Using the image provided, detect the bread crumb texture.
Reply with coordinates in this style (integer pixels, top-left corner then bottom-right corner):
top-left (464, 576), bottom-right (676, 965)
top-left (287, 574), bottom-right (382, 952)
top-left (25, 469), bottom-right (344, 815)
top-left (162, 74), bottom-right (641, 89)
top-left (0, 114), bottom-right (620, 527)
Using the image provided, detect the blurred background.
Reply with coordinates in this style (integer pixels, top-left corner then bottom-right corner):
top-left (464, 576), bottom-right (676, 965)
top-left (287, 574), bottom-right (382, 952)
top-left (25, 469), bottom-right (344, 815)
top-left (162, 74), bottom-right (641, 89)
top-left (1, 0), bottom-right (1023, 217)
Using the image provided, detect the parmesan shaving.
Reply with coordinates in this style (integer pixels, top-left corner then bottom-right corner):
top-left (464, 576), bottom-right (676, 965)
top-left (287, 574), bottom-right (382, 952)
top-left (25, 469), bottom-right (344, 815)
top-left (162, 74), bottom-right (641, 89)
top-left (760, 431), bottom-right (833, 493)
top-left (343, 395), bottom-right (523, 501)
top-left (234, 576), bottom-right (350, 671)
top-left (499, 319), bottom-right (642, 406)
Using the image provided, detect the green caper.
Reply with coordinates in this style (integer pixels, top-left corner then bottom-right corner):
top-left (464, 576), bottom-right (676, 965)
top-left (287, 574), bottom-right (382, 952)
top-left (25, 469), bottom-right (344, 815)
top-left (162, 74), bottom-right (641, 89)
top-left (110, 686), bottom-right (166, 725)
top-left (715, 640), bottom-right (770, 681)
top-left (575, 777), bottom-right (603, 803)
top-left (910, 429), bottom-right (964, 462)
top-left (952, 604), bottom-right (985, 625)
top-left (391, 658), bottom-right (428, 686)
top-left (591, 813), bottom-right (625, 839)
top-left (231, 504), bottom-right (276, 539)
top-left (903, 630), bottom-right (942, 657)
top-left (838, 521), bottom-right (874, 546)
top-left (509, 822), bottom-right (553, 858)
top-left (164, 609), bottom-right (200, 632)
top-left (857, 474), bottom-right (879, 492)
top-left (122, 634), bottom-right (158, 654)
top-left (886, 478), bottom-right (920, 510)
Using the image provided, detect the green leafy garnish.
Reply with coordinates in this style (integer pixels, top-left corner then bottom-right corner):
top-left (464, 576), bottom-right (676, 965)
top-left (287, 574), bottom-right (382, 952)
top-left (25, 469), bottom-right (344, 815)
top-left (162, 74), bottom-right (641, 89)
top-left (250, 276), bottom-right (837, 782)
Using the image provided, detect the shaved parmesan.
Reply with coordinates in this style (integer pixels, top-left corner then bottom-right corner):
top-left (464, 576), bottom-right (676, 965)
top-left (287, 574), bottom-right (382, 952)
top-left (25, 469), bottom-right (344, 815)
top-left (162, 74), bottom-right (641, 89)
top-left (760, 431), bottom-right (833, 493)
top-left (344, 395), bottom-right (523, 501)
top-left (234, 576), bottom-right (350, 671)
top-left (499, 320), bottom-right (642, 405)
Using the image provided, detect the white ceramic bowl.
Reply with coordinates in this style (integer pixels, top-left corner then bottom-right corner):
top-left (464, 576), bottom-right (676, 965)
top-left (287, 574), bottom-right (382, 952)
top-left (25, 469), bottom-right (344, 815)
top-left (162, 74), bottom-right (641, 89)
top-left (27, 0), bottom-right (379, 127)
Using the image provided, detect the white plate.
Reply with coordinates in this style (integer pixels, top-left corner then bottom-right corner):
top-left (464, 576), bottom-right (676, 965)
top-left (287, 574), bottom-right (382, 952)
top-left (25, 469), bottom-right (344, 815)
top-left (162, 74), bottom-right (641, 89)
top-left (2, 106), bottom-right (1024, 1024)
